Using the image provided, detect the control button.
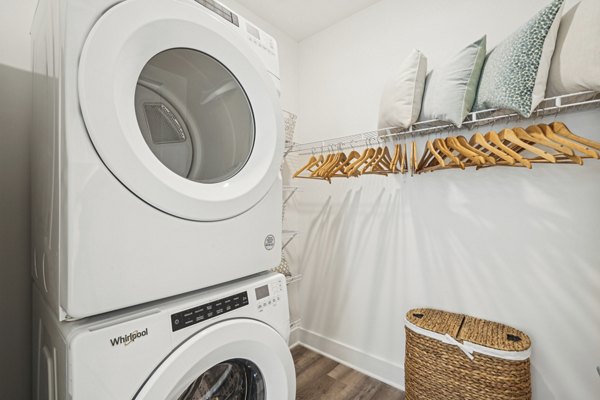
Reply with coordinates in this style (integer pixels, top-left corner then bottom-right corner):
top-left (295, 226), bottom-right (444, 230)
top-left (207, 312), bottom-right (214, 318)
top-left (172, 314), bottom-right (182, 327)
top-left (216, 309), bottom-right (224, 315)
top-left (225, 305), bottom-right (232, 311)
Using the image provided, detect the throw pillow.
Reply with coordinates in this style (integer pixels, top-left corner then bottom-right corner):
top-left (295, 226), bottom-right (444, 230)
top-left (420, 36), bottom-right (487, 127)
top-left (474, 0), bottom-right (565, 116)
top-left (546, 0), bottom-right (600, 96)
top-left (378, 49), bottom-right (428, 129)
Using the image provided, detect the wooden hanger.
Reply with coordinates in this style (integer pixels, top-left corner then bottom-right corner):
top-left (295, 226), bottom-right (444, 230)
top-left (411, 141), bottom-right (418, 176)
top-left (311, 152), bottom-right (335, 180)
top-left (345, 147), bottom-right (375, 177)
top-left (434, 138), bottom-right (465, 170)
top-left (549, 122), bottom-right (600, 152)
top-left (364, 145), bottom-right (395, 175)
top-left (454, 135), bottom-right (496, 166)
top-left (389, 144), bottom-right (401, 173)
top-left (293, 153), bottom-right (327, 179)
top-left (469, 132), bottom-right (515, 166)
top-left (401, 143), bottom-right (408, 174)
top-left (417, 139), bottom-right (445, 173)
top-left (445, 136), bottom-right (485, 166)
top-left (499, 129), bottom-right (557, 163)
top-left (522, 126), bottom-right (583, 165)
top-left (329, 150), bottom-right (361, 178)
top-left (318, 152), bottom-right (347, 181)
top-left (518, 126), bottom-right (575, 155)
top-left (484, 131), bottom-right (532, 168)
top-left (538, 124), bottom-right (600, 159)
top-left (359, 147), bottom-right (382, 174)
top-left (293, 155), bottom-right (317, 178)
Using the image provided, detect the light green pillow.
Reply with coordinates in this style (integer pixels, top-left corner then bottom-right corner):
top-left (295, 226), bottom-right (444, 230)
top-left (474, 0), bottom-right (565, 116)
top-left (420, 36), bottom-right (486, 127)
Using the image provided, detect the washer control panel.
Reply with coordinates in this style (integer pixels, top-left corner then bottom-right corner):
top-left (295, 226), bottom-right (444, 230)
top-left (171, 291), bottom-right (249, 332)
top-left (255, 279), bottom-right (284, 312)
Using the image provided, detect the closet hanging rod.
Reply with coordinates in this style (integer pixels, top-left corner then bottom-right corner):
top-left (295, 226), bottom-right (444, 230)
top-left (287, 91), bottom-right (600, 155)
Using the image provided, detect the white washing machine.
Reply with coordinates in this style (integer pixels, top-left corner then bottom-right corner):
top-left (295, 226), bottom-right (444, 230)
top-left (31, 0), bottom-right (284, 320)
top-left (33, 272), bottom-right (296, 399)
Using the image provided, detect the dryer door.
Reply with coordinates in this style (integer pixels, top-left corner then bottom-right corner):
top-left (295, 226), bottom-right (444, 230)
top-left (79, 0), bottom-right (282, 221)
top-left (134, 319), bottom-right (295, 400)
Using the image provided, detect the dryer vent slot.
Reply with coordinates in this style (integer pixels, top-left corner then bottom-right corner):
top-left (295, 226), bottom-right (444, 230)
top-left (144, 103), bottom-right (186, 144)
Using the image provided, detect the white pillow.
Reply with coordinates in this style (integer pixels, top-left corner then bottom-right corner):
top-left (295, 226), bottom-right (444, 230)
top-left (420, 36), bottom-right (487, 127)
top-left (546, 0), bottom-right (600, 97)
top-left (378, 49), bottom-right (427, 129)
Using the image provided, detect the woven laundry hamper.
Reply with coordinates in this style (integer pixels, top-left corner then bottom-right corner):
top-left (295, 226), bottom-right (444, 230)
top-left (405, 308), bottom-right (531, 400)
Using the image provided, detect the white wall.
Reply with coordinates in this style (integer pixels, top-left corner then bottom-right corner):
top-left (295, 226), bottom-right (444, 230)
top-left (287, 0), bottom-right (600, 398)
top-left (0, 1), bottom-right (37, 399)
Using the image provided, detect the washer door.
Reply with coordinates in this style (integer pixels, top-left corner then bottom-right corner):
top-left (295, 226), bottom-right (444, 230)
top-left (134, 319), bottom-right (295, 400)
top-left (79, 0), bottom-right (282, 221)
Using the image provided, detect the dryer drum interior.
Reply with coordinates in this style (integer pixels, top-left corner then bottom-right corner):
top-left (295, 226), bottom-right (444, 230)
top-left (177, 359), bottom-right (265, 400)
top-left (134, 47), bottom-right (256, 184)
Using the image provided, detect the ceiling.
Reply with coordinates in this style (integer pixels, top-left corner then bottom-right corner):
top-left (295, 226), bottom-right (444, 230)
top-left (233, 0), bottom-right (382, 41)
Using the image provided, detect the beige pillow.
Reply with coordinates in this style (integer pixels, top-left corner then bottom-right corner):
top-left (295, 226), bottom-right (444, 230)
top-left (546, 0), bottom-right (600, 96)
top-left (378, 49), bottom-right (427, 129)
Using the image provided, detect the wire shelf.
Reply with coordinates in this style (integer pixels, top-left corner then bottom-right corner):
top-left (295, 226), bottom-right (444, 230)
top-left (285, 91), bottom-right (600, 155)
top-left (286, 274), bottom-right (303, 285)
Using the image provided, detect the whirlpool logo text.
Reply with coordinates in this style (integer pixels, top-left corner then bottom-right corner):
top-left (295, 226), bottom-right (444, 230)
top-left (109, 328), bottom-right (148, 347)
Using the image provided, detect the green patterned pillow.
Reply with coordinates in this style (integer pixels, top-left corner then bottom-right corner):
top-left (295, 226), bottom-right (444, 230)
top-left (474, 0), bottom-right (564, 117)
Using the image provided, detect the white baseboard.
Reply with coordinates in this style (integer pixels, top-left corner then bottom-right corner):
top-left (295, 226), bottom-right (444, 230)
top-left (288, 326), bottom-right (301, 348)
top-left (296, 328), bottom-right (405, 391)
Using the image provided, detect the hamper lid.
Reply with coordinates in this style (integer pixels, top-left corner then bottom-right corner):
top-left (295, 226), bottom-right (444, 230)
top-left (458, 315), bottom-right (531, 352)
top-left (406, 308), bottom-right (531, 354)
top-left (406, 308), bottom-right (465, 337)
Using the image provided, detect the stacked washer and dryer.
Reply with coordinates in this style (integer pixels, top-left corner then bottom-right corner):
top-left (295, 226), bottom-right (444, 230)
top-left (30, 0), bottom-right (295, 398)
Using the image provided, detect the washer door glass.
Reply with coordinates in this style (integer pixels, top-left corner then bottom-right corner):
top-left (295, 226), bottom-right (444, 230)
top-left (135, 48), bottom-right (255, 184)
top-left (177, 359), bottom-right (265, 400)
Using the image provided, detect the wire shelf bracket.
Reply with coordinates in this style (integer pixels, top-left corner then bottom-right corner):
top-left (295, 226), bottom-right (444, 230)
top-left (283, 186), bottom-right (301, 206)
top-left (282, 230), bottom-right (299, 250)
top-left (286, 274), bottom-right (303, 285)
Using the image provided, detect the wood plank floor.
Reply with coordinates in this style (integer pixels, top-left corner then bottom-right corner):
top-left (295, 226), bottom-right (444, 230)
top-left (292, 345), bottom-right (405, 400)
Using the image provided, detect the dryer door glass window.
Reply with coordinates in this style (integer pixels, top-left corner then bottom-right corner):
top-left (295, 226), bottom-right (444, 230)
top-left (135, 48), bottom-right (255, 184)
top-left (177, 359), bottom-right (265, 400)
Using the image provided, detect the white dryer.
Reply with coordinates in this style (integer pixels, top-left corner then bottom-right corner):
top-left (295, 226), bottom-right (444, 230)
top-left (33, 272), bottom-right (296, 399)
top-left (31, 0), bottom-right (284, 320)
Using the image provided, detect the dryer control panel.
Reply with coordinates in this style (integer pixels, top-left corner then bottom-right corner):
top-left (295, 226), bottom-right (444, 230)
top-left (170, 291), bottom-right (249, 332)
top-left (255, 279), bottom-right (284, 312)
